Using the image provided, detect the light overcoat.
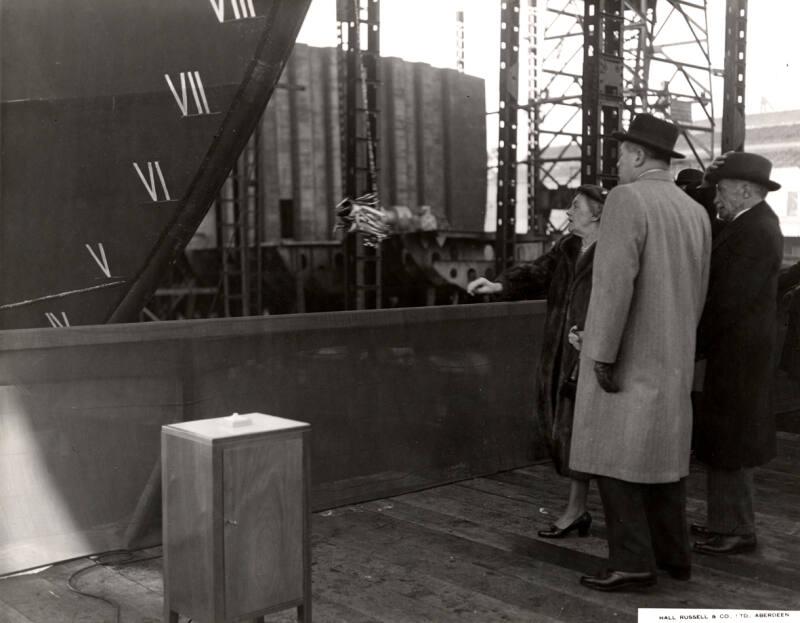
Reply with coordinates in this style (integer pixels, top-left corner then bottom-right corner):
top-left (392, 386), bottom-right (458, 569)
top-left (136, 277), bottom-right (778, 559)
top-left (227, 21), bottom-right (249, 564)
top-left (569, 169), bottom-right (711, 483)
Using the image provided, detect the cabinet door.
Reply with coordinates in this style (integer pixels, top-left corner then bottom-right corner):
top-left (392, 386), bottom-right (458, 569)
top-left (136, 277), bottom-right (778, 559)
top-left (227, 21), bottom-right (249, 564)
top-left (222, 435), bottom-right (304, 619)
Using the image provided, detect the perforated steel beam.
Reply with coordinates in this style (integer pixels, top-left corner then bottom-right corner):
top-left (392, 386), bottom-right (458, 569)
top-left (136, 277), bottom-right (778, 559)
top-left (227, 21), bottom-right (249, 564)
top-left (582, 0), bottom-right (624, 187)
top-left (495, 0), bottom-right (521, 275)
top-left (721, 0), bottom-right (746, 153)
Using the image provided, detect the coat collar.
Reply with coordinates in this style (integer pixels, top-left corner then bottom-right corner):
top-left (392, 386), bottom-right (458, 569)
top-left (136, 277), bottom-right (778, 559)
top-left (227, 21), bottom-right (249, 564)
top-left (712, 201), bottom-right (773, 251)
top-left (635, 169), bottom-right (674, 183)
top-left (561, 234), bottom-right (596, 277)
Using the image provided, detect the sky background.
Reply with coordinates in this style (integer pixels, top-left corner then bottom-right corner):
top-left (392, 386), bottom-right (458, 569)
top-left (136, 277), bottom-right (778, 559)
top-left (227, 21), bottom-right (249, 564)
top-left (297, 0), bottom-right (800, 116)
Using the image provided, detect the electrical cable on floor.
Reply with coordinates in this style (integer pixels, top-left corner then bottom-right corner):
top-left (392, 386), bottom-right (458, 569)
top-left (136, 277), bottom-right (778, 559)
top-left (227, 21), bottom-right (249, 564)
top-left (66, 559), bottom-right (121, 623)
top-left (63, 547), bottom-right (165, 623)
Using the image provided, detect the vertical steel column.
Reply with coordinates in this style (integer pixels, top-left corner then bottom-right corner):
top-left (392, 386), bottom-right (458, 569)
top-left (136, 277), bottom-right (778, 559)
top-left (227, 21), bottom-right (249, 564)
top-left (495, 0), bottom-right (520, 276)
top-left (721, 0), bottom-right (747, 153)
top-left (527, 0), bottom-right (545, 235)
top-left (249, 125), bottom-right (263, 315)
top-left (364, 0), bottom-right (380, 197)
top-left (359, 0), bottom-right (381, 310)
top-left (338, 1), bottom-right (359, 199)
top-left (456, 10), bottom-right (465, 73)
top-left (338, 0), bottom-right (382, 310)
top-left (582, 0), bottom-right (623, 187)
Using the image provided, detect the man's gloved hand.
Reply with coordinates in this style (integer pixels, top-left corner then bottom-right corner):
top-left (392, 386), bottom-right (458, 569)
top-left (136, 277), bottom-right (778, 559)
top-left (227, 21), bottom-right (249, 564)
top-left (594, 361), bottom-right (620, 393)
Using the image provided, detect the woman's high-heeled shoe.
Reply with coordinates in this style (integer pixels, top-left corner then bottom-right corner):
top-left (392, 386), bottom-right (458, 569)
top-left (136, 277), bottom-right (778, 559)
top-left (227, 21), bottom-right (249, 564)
top-left (537, 511), bottom-right (592, 539)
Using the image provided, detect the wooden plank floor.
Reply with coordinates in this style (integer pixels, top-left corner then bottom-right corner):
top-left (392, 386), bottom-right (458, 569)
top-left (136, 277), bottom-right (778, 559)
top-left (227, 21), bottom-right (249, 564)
top-left (1, 433), bottom-right (798, 622)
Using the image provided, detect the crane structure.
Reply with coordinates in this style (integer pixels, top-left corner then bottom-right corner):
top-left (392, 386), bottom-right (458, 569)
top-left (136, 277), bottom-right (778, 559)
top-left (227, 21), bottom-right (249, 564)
top-left (525, 0), bottom-right (721, 238)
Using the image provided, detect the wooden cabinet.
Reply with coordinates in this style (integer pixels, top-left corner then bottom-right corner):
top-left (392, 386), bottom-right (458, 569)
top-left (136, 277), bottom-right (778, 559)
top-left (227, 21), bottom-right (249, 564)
top-left (162, 413), bottom-right (311, 622)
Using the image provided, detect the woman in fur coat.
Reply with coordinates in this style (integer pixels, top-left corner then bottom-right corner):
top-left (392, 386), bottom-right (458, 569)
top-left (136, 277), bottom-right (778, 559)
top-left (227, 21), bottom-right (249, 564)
top-left (468, 184), bottom-right (607, 537)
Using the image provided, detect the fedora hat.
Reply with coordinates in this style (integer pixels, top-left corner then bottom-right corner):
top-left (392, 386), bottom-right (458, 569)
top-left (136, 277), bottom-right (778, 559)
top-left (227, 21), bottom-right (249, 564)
top-left (612, 113), bottom-right (685, 159)
top-left (702, 151), bottom-right (781, 191)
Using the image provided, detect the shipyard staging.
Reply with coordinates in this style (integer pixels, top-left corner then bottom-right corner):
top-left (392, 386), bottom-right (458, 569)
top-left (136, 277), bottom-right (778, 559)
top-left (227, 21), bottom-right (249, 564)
top-left (0, 0), bottom-right (799, 622)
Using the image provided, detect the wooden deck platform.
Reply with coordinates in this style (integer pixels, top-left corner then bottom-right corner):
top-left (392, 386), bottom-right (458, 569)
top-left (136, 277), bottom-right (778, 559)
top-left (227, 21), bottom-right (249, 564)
top-left (1, 432), bottom-right (798, 622)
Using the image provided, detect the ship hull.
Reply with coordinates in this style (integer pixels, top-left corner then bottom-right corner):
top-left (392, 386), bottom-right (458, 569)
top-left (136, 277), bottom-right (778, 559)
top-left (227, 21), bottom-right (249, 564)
top-left (0, 0), bottom-right (311, 329)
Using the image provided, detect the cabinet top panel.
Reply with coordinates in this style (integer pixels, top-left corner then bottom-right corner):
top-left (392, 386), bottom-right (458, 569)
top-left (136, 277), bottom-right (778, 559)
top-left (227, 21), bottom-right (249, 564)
top-left (164, 412), bottom-right (309, 441)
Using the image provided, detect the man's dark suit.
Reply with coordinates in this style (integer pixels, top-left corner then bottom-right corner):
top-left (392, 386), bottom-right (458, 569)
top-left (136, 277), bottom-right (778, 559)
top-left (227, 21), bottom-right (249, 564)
top-left (696, 201), bottom-right (782, 469)
top-left (695, 201), bottom-right (783, 535)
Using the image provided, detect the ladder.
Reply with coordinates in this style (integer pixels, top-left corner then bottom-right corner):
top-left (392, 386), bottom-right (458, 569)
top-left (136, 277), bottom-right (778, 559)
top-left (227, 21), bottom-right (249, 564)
top-left (214, 126), bottom-right (264, 317)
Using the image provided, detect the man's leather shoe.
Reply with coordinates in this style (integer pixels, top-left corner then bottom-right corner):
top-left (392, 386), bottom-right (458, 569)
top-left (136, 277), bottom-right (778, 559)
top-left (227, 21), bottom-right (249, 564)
top-left (690, 523), bottom-right (718, 537)
top-left (656, 562), bottom-right (691, 581)
top-left (693, 533), bottom-right (757, 556)
top-left (580, 569), bottom-right (657, 592)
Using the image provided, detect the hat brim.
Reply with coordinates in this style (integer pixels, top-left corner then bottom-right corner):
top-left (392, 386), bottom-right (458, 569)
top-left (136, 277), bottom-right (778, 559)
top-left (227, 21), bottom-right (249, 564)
top-left (701, 169), bottom-right (781, 192)
top-left (612, 130), bottom-right (686, 159)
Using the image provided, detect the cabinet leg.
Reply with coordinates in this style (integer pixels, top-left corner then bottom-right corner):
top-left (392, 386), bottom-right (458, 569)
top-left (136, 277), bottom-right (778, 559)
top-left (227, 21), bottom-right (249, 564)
top-left (298, 602), bottom-right (311, 622)
top-left (164, 607), bottom-right (179, 623)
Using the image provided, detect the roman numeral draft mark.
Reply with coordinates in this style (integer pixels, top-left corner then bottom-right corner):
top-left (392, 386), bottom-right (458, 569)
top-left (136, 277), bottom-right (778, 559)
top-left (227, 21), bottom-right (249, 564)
top-left (45, 312), bottom-right (70, 328)
top-left (209, 0), bottom-right (257, 23)
top-left (133, 161), bottom-right (171, 202)
top-left (85, 243), bottom-right (112, 278)
top-left (165, 71), bottom-right (213, 116)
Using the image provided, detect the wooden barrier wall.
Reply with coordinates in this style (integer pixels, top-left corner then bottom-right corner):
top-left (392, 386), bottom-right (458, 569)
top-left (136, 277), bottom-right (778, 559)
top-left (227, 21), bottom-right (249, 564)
top-left (0, 302), bottom-right (545, 575)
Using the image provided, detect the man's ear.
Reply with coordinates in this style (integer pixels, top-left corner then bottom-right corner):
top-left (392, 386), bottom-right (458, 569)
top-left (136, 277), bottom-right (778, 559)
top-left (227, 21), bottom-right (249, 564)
top-left (633, 145), bottom-right (647, 167)
top-left (741, 184), bottom-right (751, 199)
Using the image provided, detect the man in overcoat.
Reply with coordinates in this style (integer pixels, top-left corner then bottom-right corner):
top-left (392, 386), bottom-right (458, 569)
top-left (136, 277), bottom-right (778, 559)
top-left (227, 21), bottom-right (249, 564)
top-left (570, 113), bottom-right (711, 591)
top-left (692, 152), bottom-right (783, 555)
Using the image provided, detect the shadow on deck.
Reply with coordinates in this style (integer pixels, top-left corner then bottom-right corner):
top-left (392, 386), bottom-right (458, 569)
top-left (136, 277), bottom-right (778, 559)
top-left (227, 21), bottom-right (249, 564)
top-left (1, 432), bottom-right (799, 622)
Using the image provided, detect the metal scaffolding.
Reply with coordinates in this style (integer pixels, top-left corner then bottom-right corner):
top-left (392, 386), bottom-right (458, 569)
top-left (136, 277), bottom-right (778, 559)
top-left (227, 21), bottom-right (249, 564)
top-left (147, 122), bottom-right (267, 321)
top-left (337, 0), bottom-right (382, 310)
top-left (528, 0), bottom-right (588, 235)
top-left (527, 0), bottom-right (716, 234)
top-left (623, 0), bottom-right (716, 165)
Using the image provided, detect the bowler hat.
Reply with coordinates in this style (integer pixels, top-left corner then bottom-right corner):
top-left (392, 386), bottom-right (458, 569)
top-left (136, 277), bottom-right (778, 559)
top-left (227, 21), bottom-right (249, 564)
top-left (702, 151), bottom-right (781, 191)
top-left (612, 113), bottom-right (685, 159)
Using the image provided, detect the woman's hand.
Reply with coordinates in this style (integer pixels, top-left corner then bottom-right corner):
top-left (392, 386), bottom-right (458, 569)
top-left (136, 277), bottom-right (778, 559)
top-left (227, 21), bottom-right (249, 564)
top-left (467, 277), bottom-right (503, 296)
top-left (568, 325), bottom-right (583, 351)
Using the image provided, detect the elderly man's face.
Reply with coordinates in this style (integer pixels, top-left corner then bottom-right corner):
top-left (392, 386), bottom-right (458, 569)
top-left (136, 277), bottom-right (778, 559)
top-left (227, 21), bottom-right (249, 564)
top-left (714, 179), bottom-right (745, 221)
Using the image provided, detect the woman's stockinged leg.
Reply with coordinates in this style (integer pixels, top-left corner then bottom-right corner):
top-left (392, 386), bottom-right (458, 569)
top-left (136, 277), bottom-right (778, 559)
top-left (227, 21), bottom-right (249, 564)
top-left (554, 478), bottom-right (590, 529)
